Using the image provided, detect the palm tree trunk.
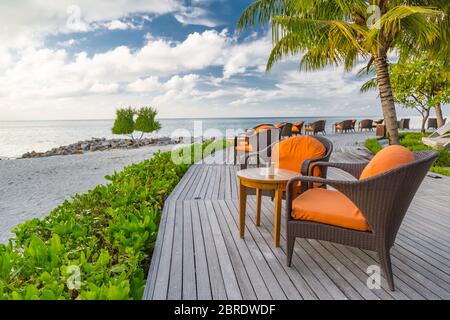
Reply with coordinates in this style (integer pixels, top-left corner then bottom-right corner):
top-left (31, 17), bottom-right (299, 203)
top-left (374, 55), bottom-right (400, 145)
top-left (435, 103), bottom-right (445, 128)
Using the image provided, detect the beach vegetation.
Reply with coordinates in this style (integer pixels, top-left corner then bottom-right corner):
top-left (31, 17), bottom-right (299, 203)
top-left (237, 0), bottom-right (448, 145)
top-left (361, 59), bottom-right (450, 132)
top-left (365, 132), bottom-right (450, 176)
top-left (112, 106), bottom-right (161, 142)
top-left (0, 140), bottom-right (224, 300)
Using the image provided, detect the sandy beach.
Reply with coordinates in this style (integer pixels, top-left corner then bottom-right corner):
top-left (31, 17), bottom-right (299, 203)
top-left (0, 144), bottom-right (175, 243)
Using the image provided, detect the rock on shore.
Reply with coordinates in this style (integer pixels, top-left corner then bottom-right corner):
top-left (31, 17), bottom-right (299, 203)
top-left (21, 137), bottom-right (180, 159)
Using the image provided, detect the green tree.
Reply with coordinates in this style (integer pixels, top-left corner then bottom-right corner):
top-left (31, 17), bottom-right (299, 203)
top-left (361, 59), bottom-right (450, 132)
top-left (112, 106), bottom-right (161, 142)
top-left (112, 107), bottom-right (135, 137)
top-left (237, 0), bottom-right (446, 144)
top-left (134, 107), bottom-right (162, 140)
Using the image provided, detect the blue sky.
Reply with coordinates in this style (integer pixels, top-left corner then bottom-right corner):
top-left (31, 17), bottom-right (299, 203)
top-left (0, 0), bottom-right (417, 121)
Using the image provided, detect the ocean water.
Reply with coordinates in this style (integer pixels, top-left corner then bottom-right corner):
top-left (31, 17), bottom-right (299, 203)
top-left (0, 117), bottom-right (422, 158)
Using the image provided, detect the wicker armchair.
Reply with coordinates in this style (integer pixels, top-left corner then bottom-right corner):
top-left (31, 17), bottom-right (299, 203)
top-left (234, 128), bottom-right (280, 165)
top-left (292, 121), bottom-right (304, 135)
top-left (242, 136), bottom-right (333, 198)
top-left (242, 136), bottom-right (333, 176)
top-left (279, 122), bottom-right (293, 140)
top-left (334, 120), bottom-right (354, 133)
top-left (427, 118), bottom-right (446, 130)
top-left (359, 119), bottom-right (374, 131)
top-left (399, 118), bottom-right (410, 130)
top-left (285, 151), bottom-right (438, 291)
top-left (350, 120), bottom-right (357, 132)
top-left (305, 120), bottom-right (326, 135)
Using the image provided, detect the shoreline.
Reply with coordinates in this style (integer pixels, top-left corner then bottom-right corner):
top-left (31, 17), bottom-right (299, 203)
top-left (18, 136), bottom-right (179, 160)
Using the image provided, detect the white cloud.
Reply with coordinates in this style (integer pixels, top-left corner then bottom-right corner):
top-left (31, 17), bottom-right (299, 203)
top-left (107, 20), bottom-right (132, 30)
top-left (223, 34), bottom-right (272, 79)
top-left (90, 82), bottom-right (119, 94)
top-left (127, 76), bottom-right (162, 93)
top-left (0, 0), bottom-right (181, 49)
top-left (174, 7), bottom-right (219, 28)
top-left (0, 23), bottom-right (384, 121)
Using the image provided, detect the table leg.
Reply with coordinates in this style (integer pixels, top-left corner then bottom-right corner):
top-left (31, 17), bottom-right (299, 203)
top-left (239, 181), bottom-right (247, 239)
top-left (274, 188), bottom-right (282, 247)
top-left (255, 188), bottom-right (262, 226)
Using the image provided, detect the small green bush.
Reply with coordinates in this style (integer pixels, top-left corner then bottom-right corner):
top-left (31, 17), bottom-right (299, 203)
top-left (364, 138), bottom-right (383, 154)
top-left (0, 141), bottom-right (224, 300)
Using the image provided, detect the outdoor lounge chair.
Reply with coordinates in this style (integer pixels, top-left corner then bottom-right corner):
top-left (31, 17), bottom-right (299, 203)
top-left (359, 119), bottom-right (374, 131)
top-left (305, 120), bottom-right (326, 135)
top-left (399, 118), bottom-right (410, 130)
top-left (427, 118), bottom-right (438, 130)
top-left (279, 122), bottom-right (293, 140)
top-left (242, 136), bottom-right (333, 199)
top-left (285, 146), bottom-right (438, 291)
top-left (422, 121), bottom-right (450, 149)
top-left (334, 120), bottom-right (354, 133)
top-left (350, 120), bottom-right (357, 132)
top-left (427, 118), bottom-right (447, 130)
top-left (292, 121), bottom-right (304, 135)
top-left (242, 135), bottom-right (333, 173)
top-left (234, 128), bottom-right (280, 166)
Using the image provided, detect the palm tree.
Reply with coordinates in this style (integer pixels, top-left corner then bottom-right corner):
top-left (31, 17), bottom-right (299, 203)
top-left (237, 0), bottom-right (444, 144)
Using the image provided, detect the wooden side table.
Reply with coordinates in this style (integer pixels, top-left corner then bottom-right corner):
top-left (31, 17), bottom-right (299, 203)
top-left (237, 168), bottom-right (299, 247)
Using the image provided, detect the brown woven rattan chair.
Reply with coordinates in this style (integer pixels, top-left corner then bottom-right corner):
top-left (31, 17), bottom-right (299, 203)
top-left (279, 122), bottom-right (293, 140)
top-left (234, 128), bottom-right (279, 166)
top-left (285, 151), bottom-right (438, 291)
top-left (242, 136), bottom-right (333, 176)
top-left (334, 120), bottom-right (353, 133)
top-left (427, 118), bottom-right (438, 130)
top-left (399, 118), bottom-right (410, 130)
top-left (305, 120), bottom-right (326, 135)
top-left (359, 119), bottom-right (374, 131)
top-left (350, 120), bottom-right (357, 132)
top-left (292, 121), bottom-right (304, 135)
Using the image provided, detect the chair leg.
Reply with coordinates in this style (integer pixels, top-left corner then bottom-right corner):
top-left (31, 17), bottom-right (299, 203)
top-left (286, 231), bottom-right (295, 267)
top-left (378, 247), bottom-right (395, 291)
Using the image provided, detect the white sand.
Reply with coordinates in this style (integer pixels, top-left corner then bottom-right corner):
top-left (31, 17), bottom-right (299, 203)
top-left (0, 145), bottom-right (175, 243)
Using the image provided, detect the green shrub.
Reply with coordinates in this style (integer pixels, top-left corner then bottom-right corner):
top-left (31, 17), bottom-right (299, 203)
top-left (0, 141), bottom-right (223, 300)
top-left (364, 138), bottom-right (383, 154)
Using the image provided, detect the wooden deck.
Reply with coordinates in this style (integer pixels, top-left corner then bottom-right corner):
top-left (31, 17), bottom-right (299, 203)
top-left (144, 136), bottom-right (450, 300)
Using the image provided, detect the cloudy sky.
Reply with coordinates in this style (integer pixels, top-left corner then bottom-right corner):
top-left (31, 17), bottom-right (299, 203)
top-left (0, 0), bottom-right (396, 120)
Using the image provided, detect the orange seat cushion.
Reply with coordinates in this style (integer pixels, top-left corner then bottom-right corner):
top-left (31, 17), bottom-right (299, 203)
top-left (292, 188), bottom-right (370, 231)
top-left (294, 121), bottom-right (304, 127)
top-left (292, 126), bottom-right (300, 133)
top-left (272, 136), bottom-right (325, 174)
top-left (255, 125), bottom-right (273, 133)
top-left (335, 124), bottom-right (342, 129)
top-left (360, 145), bottom-right (415, 180)
top-left (305, 127), bottom-right (313, 131)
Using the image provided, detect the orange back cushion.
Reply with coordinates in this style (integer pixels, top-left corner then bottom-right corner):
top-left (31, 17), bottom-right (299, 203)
top-left (272, 136), bottom-right (326, 174)
top-left (360, 145), bottom-right (415, 180)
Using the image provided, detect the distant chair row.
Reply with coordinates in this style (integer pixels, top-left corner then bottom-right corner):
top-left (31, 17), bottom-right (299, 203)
top-left (362, 117), bottom-right (447, 132)
top-left (335, 118), bottom-right (413, 133)
top-left (252, 120), bottom-right (327, 137)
